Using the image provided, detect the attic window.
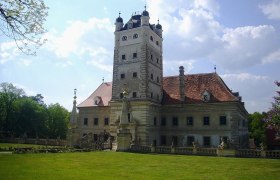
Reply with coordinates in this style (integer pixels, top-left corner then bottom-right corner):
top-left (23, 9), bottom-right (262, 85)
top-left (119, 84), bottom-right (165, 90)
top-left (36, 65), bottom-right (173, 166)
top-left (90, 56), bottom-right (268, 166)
top-left (202, 91), bottom-right (210, 102)
top-left (93, 96), bottom-right (101, 105)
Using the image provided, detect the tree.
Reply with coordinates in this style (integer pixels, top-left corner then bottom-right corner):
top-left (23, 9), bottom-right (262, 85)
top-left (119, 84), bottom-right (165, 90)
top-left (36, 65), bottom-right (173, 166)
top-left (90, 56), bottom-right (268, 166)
top-left (248, 112), bottom-right (266, 146)
top-left (47, 103), bottom-right (69, 139)
top-left (0, 0), bottom-right (48, 55)
top-left (0, 82), bottom-right (25, 136)
top-left (264, 81), bottom-right (280, 139)
top-left (13, 97), bottom-right (48, 138)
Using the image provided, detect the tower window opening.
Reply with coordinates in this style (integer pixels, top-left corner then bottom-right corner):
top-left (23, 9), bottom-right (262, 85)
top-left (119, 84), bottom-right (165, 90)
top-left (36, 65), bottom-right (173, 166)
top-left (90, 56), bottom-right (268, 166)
top-left (156, 41), bottom-right (159, 46)
top-left (121, 73), bottom-right (125, 79)
top-left (151, 54), bottom-right (153, 60)
top-left (151, 74), bottom-right (153, 80)
top-left (133, 52), bottom-right (137, 58)
top-left (133, 72), bottom-right (137, 78)
top-left (151, 92), bottom-right (153, 98)
top-left (156, 58), bottom-right (159, 63)
top-left (122, 54), bottom-right (126, 60)
top-left (157, 77), bottom-right (159, 83)
top-left (150, 36), bottom-right (153, 41)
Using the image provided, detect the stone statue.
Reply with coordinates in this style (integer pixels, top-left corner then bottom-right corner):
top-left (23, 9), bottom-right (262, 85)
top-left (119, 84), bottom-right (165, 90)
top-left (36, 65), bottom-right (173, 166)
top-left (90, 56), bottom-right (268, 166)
top-left (218, 137), bottom-right (225, 149)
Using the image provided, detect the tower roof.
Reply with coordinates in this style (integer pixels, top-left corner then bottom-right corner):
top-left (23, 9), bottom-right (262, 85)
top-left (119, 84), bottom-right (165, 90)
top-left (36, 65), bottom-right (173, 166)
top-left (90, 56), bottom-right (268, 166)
top-left (116, 16), bottom-right (123, 23)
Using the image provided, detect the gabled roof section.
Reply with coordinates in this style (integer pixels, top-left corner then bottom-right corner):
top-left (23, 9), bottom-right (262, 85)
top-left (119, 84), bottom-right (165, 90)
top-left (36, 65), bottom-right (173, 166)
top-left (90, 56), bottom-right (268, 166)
top-left (77, 82), bottom-right (112, 108)
top-left (162, 73), bottom-right (240, 104)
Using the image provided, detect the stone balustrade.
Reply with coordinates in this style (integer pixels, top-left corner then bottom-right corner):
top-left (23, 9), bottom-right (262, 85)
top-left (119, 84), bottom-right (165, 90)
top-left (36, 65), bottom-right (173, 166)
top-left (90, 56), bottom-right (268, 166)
top-left (129, 145), bottom-right (280, 159)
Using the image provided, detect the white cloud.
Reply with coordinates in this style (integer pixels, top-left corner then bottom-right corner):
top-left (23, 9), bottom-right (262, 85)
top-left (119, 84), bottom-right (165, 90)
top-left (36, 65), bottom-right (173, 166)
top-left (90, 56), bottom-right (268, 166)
top-left (0, 41), bottom-right (20, 64)
top-left (262, 49), bottom-right (280, 63)
top-left (14, 83), bottom-right (37, 96)
top-left (86, 47), bottom-right (113, 73)
top-left (221, 73), bottom-right (273, 113)
top-left (221, 73), bottom-right (268, 81)
top-left (163, 59), bottom-right (195, 76)
top-left (19, 59), bottom-right (33, 66)
top-left (259, 0), bottom-right (280, 20)
top-left (211, 25), bottom-right (279, 70)
top-left (45, 17), bottom-right (114, 58)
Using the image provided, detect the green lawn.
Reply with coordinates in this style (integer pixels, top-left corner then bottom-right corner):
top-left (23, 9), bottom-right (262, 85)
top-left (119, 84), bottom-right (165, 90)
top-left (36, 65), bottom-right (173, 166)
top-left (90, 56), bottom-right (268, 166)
top-left (0, 143), bottom-right (46, 148)
top-left (0, 151), bottom-right (279, 180)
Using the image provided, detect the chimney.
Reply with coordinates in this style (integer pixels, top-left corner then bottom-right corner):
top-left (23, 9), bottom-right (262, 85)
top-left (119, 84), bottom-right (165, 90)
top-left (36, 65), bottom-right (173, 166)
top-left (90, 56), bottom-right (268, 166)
top-left (179, 66), bottom-right (185, 102)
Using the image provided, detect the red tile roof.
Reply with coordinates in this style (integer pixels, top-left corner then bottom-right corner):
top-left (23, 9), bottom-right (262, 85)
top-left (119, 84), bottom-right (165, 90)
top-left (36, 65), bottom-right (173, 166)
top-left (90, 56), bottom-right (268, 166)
top-left (77, 82), bottom-right (112, 108)
top-left (162, 73), bottom-right (239, 104)
top-left (77, 73), bottom-right (240, 107)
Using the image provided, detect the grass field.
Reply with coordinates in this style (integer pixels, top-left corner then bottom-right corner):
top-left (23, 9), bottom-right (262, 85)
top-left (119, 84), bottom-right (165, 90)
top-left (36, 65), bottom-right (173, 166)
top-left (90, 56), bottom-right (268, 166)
top-left (0, 151), bottom-right (280, 180)
top-left (0, 143), bottom-right (47, 148)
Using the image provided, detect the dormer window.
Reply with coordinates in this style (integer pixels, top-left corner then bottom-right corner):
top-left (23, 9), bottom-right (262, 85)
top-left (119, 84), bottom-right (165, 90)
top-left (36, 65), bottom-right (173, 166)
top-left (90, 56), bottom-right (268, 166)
top-left (202, 91), bottom-right (211, 102)
top-left (122, 36), bottom-right (127, 41)
top-left (93, 96), bottom-right (101, 105)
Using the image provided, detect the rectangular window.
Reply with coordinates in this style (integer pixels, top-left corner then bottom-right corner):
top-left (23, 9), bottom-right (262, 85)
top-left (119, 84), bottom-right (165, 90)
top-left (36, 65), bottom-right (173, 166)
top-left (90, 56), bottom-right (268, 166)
top-left (203, 136), bottom-right (211, 147)
top-left (161, 117), bottom-right (166, 126)
top-left (172, 117), bottom-right (178, 126)
top-left (156, 58), bottom-right (159, 63)
top-left (83, 118), bottom-right (88, 126)
top-left (153, 117), bottom-right (157, 126)
top-left (160, 136), bottom-right (166, 145)
top-left (151, 54), bottom-right (153, 60)
top-left (157, 77), bottom-right (159, 83)
top-left (94, 118), bottom-right (99, 125)
top-left (172, 136), bottom-right (178, 146)
top-left (133, 53), bottom-right (137, 58)
top-left (122, 54), bottom-right (126, 60)
top-left (151, 92), bottom-right (153, 98)
top-left (220, 116), bottom-right (227, 125)
top-left (132, 92), bottom-right (137, 98)
top-left (186, 116), bottom-right (193, 126)
top-left (203, 116), bottom-right (210, 125)
top-left (120, 93), bottom-right (123, 99)
top-left (151, 74), bottom-right (153, 80)
top-left (121, 73), bottom-right (125, 79)
top-left (133, 72), bottom-right (137, 78)
top-left (187, 136), bottom-right (194, 146)
top-left (104, 118), bottom-right (109, 125)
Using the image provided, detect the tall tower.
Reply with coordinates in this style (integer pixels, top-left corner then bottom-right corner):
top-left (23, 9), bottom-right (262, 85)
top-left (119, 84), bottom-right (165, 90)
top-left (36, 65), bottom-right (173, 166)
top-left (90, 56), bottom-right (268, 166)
top-left (110, 8), bottom-right (163, 145)
top-left (112, 8), bottom-right (163, 102)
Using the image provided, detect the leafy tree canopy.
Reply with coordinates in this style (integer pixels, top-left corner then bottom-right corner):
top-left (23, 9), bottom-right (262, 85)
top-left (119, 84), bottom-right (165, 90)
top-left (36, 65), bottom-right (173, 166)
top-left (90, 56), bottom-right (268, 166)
top-left (0, 0), bottom-right (48, 55)
top-left (264, 81), bottom-right (280, 137)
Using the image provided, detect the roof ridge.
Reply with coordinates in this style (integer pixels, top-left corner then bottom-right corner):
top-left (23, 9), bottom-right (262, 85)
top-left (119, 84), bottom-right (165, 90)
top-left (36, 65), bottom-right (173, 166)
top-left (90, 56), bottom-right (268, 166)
top-left (163, 72), bottom-right (216, 79)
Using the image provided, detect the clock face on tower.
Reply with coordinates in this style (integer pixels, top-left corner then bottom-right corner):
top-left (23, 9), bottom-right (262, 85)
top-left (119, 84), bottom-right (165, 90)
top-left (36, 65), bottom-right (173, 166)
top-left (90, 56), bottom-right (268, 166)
top-left (122, 36), bottom-right (127, 41)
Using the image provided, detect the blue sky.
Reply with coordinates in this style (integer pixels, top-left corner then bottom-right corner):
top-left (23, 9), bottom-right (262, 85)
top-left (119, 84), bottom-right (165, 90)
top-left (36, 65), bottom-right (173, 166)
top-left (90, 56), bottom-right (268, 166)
top-left (1, 0), bottom-right (280, 113)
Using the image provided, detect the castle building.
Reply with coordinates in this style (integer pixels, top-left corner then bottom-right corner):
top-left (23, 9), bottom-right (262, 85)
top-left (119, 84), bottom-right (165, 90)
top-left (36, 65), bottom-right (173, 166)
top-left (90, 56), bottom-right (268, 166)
top-left (68, 8), bottom-right (249, 149)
